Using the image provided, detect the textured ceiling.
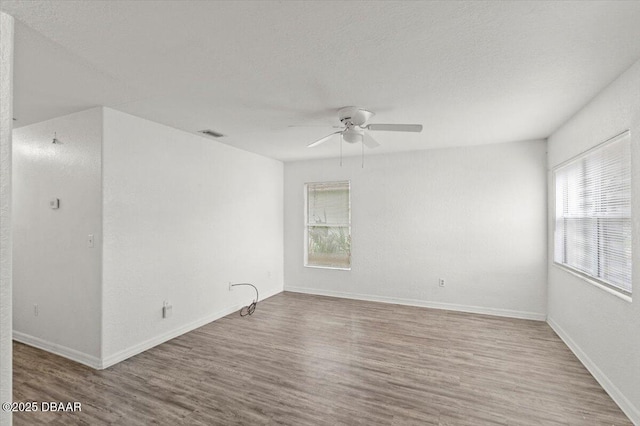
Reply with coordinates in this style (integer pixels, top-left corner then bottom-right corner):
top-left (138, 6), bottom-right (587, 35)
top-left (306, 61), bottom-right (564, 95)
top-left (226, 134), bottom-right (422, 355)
top-left (2, 1), bottom-right (640, 161)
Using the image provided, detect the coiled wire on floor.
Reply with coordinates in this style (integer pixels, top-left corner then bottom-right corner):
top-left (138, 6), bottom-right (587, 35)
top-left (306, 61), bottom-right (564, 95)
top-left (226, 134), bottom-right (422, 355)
top-left (230, 283), bottom-right (259, 316)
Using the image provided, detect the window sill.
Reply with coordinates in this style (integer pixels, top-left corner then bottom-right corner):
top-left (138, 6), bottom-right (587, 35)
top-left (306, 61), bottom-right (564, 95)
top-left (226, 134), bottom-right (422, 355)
top-left (304, 265), bottom-right (351, 271)
top-left (552, 263), bottom-right (632, 303)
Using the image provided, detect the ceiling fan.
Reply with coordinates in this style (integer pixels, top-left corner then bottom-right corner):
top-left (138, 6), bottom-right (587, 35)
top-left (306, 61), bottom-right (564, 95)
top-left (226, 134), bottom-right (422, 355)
top-left (307, 106), bottom-right (423, 149)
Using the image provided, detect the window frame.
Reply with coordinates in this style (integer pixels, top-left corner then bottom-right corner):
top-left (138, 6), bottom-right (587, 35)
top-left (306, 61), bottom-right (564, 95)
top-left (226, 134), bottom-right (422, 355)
top-left (303, 180), bottom-right (351, 270)
top-left (552, 130), bottom-right (632, 300)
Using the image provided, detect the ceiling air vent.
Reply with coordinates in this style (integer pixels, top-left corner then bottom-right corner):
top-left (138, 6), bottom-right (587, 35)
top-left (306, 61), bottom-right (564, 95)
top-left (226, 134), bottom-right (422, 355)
top-left (199, 129), bottom-right (225, 138)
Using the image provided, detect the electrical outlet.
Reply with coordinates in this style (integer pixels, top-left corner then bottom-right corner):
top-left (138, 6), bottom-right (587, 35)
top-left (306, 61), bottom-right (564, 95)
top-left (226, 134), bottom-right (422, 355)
top-left (438, 278), bottom-right (445, 287)
top-left (34, 304), bottom-right (38, 316)
top-left (162, 301), bottom-right (172, 318)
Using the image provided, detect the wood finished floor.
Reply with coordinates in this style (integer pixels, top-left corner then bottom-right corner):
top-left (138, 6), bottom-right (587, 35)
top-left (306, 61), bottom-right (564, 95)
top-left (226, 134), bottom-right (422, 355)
top-left (13, 292), bottom-right (631, 425)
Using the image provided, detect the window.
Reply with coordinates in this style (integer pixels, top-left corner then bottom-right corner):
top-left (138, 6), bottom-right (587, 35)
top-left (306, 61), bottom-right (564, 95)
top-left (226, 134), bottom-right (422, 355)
top-left (305, 181), bottom-right (351, 269)
top-left (554, 131), bottom-right (632, 296)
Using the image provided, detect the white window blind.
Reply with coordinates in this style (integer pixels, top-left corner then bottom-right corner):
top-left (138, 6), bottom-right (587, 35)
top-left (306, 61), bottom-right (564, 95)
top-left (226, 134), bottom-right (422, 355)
top-left (305, 181), bottom-right (351, 269)
top-left (554, 131), bottom-right (632, 295)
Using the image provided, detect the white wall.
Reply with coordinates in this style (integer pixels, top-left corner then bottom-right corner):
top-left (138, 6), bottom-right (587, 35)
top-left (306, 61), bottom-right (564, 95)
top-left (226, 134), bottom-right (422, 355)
top-left (12, 107), bottom-right (284, 369)
top-left (284, 140), bottom-right (548, 320)
top-left (546, 59), bottom-right (640, 423)
top-left (1, 11), bottom-right (14, 426)
top-left (12, 108), bottom-right (103, 366)
top-left (101, 108), bottom-right (283, 365)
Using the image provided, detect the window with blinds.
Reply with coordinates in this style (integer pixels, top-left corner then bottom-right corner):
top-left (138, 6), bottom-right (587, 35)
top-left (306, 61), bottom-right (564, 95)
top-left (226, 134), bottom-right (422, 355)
top-left (305, 181), bottom-right (351, 269)
top-left (554, 131), bottom-right (632, 295)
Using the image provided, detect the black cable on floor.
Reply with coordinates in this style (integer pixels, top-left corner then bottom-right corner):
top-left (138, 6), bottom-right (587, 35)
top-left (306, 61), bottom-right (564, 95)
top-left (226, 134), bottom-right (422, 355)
top-left (230, 283), bottom-right (259, 316)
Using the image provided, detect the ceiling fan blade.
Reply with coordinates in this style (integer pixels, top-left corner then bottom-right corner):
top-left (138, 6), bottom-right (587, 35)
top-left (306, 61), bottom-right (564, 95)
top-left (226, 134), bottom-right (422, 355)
top-left (366, 124), bottom-right (423, 132)
top-left (363, 132), bottom-right (380, 149)
top-left (307, 131), bottom-right (342, 148)
top-left (288, 125), bottom-right (342, 128)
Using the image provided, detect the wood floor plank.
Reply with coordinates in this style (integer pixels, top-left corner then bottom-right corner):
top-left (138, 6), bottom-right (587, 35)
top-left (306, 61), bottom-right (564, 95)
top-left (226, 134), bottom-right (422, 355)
top-left (12, 292), bottom-right (632, 425)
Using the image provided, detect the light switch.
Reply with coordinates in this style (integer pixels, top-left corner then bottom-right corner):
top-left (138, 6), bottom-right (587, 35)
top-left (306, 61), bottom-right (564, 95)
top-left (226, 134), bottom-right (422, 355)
top-left (49, 198), bottom-right (59, 209)
top-left (88, 234), bottom-right (94, 248)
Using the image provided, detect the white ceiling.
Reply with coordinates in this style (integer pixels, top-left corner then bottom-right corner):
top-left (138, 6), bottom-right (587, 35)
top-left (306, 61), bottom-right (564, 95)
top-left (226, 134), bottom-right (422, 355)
top-left (2, 1), bottom-right (640, 161)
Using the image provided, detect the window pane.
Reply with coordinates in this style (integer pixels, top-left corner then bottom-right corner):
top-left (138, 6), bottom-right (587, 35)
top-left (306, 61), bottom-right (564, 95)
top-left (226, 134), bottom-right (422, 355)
top-left (600, 218), bottom-right (632, 292)
top-left (307, 226), bottom-right (351, 268)
top-left (307, 182), bottom-right (350, 225)
top-left (563, 217), bottom-right (598, 277)
top-left (553, 131), bottom-right (632, 295)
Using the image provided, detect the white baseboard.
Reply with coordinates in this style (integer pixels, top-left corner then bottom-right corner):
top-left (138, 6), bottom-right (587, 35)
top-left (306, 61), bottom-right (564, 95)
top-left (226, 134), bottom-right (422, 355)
top-left (547, 317), bottom-right (639, 425)
top-left (12, 331), bottom-right (102, 369)
top-left (100, 286), bottom-right (282, 369)
top-left (284, 286), bottom-right (546, 321)
top-left (14, 287), bottom-right (283, 371)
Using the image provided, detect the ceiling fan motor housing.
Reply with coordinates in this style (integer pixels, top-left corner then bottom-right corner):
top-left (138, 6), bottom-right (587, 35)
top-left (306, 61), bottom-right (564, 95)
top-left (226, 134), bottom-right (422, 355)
top-left (338, 107), bottom-right (373, 143)
top-left (338, 106), bottom-right (374, 127)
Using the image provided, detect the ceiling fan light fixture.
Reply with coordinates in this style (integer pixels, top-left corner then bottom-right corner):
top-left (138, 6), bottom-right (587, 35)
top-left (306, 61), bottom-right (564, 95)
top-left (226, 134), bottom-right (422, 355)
top-left (342, 128), bottom-right (363, 144)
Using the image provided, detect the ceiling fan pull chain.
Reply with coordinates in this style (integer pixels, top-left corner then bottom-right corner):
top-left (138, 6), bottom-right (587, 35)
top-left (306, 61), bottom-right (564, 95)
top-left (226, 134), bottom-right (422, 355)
top-left (361, 139), bottom-right (365, 168)
top-left (340, 135), bottom-right (343, 167)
